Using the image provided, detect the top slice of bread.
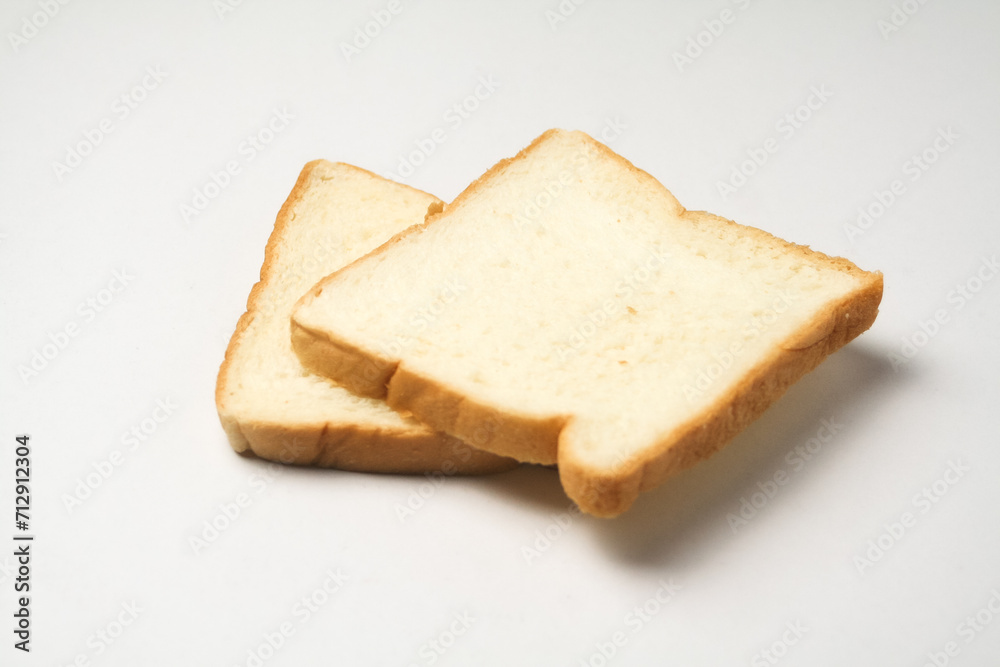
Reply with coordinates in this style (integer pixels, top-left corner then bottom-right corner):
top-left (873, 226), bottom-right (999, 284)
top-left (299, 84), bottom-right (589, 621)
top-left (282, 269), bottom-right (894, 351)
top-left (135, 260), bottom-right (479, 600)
top-left (215, 160), bottom-right (516, 474)
top-left (291, 131), bottom-right (883, 515)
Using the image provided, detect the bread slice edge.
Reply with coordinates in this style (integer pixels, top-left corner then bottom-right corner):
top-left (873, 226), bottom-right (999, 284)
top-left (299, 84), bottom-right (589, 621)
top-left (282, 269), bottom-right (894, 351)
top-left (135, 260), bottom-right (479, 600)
top-left (216, 160), bottom-right (518, 475)
top-left (288, 135), bottom-right (885, 508)
top-left (559, 258), bottom-right (884, 516)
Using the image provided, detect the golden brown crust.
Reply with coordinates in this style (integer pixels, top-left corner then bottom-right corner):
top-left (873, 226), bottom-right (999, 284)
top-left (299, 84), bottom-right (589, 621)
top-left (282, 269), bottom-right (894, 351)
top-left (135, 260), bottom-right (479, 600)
top-left (290, 318), bottom-right (566, 465)
top-left (227, 418), bottom-right (515, 474)
top-left (560, 261), bottom-right (883, 517)
top-left (289, 132), bottom-right (884, 508)
top-left (290, 319), bottom-right (395, 400)
top-left (387, 364), bottom-right (568, 464)
top-left (215, 160), bottom-right (518, 475)
top-left (216, 159), bottom-right (324, 439)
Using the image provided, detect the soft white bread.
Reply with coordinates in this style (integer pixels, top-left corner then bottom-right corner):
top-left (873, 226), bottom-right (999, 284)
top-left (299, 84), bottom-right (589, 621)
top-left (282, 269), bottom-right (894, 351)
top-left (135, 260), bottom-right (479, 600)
top-left (291, 132), bottom-right (883, 515)
top-left (215, 160), bottom-right (517, 474)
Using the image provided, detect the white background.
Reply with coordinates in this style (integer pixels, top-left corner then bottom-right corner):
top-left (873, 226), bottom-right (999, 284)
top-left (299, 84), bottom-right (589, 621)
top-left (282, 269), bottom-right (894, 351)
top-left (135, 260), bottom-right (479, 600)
top-left (2, 1), bottom-right (999, 665)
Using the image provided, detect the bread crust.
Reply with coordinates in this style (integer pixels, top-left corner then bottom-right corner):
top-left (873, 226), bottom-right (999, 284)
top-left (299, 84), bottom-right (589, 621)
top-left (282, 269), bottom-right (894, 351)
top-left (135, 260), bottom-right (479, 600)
top-left (289, 132), bottom-right (586, 465)
top-left (223, 416), bottom-right (515, 475)
top-left (559, 258), bottom-right (883, 516)
top-left (290, 132), bottom-right (884, 510)
top-left (388, 364), bottom-right (568, 464)
top-left (216, 160), bottom-right (518, 475)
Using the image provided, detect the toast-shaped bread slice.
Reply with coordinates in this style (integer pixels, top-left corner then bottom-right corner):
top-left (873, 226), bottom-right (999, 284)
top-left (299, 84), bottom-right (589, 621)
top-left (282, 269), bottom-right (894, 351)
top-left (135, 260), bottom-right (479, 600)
top-left (291, 132), bottom-right (883, 515)
top-left (216, 160), bottom-right (517, 474)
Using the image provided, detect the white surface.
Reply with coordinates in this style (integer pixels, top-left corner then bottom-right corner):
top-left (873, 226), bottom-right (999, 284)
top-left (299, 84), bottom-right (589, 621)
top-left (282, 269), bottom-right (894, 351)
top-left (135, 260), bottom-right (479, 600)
top-left (2, 1), bottom-right (999, 665)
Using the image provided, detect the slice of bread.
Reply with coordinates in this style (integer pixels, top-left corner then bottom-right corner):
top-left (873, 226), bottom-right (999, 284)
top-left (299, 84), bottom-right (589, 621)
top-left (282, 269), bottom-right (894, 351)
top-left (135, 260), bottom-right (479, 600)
top-left (215, 160), bottom-right (517, 474)
top-left (291, 131), bottom-right (883, 515)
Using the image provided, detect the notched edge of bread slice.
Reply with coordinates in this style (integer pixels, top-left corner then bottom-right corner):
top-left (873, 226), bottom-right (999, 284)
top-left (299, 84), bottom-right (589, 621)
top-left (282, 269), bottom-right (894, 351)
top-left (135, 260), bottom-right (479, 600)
top-left (290, 316), bottom-right (566, 466)
top-left (288, 132), bottom-right (885, 512)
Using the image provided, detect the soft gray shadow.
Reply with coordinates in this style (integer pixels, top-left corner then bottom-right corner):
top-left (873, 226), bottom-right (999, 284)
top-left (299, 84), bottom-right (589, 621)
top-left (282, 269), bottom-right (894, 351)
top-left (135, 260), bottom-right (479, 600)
top-left (469, 464), bottom-right (566, 512)
top-left (470, 341), bottom-right (915, 567)
top-left (231, 340), bottom-right (913, 571)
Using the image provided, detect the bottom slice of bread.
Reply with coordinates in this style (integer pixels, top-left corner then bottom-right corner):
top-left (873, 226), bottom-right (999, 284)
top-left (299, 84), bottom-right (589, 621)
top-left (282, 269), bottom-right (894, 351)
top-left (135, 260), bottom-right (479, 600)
top-left (215, 160), bottom-right (517, 474)
top-left (291, 131), bottom-right (883, 515)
